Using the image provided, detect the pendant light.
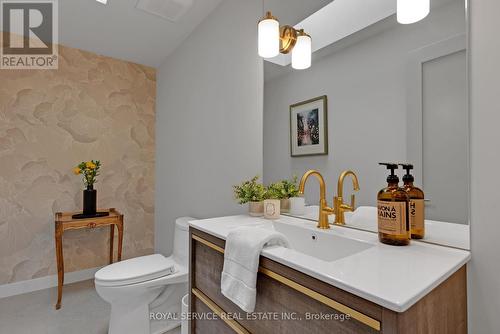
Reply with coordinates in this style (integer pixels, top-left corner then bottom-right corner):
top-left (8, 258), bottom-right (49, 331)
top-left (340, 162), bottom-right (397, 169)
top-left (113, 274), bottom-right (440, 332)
top-left (291, 30), bottom-right (311, 70)
top-left (258, 11), bottom-right (280, 58)
top-left (397, 0), bottom-right (430, 24)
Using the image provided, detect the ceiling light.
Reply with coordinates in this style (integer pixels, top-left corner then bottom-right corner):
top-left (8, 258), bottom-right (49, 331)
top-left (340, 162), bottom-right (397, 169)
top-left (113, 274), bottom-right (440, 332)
top-left (95, 0), bottom-right (108, 4)
top-left (258, 12), bottom-right (280, 58)
top-left (292, 30), bottom-right (312, 70)
top-left (397, 0), bottom-right (430, 24)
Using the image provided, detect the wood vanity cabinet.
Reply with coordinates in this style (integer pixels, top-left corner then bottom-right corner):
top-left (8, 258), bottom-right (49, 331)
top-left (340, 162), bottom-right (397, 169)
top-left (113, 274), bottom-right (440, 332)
top-left (189, 228), bottom-right (467, 334)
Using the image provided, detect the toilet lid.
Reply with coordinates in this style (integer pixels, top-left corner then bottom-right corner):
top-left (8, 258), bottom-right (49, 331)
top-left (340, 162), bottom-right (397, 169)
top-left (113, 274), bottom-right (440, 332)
top-left (95, 254), bottom-right (176, 286)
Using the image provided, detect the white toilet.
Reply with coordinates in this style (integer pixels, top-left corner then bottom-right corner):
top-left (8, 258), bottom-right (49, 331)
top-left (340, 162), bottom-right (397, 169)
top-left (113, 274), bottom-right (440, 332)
top-left (95, 217), bottom-right (194, 334)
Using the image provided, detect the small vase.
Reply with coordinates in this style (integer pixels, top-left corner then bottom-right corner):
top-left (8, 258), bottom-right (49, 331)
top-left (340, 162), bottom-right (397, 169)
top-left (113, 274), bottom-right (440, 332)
top-left (280, 198), bottom-right (290, 213)
top-left (264, 199), bottom-right (280, 220)
top-left (248, 201), bottom-right (264, 217)
top-left (83, 185), bottom-right (97, 215)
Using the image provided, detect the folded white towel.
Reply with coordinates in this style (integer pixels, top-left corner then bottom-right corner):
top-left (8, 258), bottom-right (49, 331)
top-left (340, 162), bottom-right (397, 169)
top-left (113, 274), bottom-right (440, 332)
top-left (350, 206), bottom-right (377, 229)
top-left (221, 227), bottom-right (289, 313)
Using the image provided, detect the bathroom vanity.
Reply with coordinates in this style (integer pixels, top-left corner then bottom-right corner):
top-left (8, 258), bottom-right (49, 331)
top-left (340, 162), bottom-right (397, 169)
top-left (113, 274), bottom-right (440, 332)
top-left (188, 215), bottom-right (470, 334)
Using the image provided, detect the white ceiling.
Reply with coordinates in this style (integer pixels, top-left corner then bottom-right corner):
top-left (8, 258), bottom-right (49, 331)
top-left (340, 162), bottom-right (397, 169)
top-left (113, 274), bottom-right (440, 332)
top-left (57, 0), bottom-right (333, 68)
top-left (55, 0), bottom-right (459, 70)
top-left (59, 0), bottom-right (222, 68)
top-left (263, 0), bottom-right (333, 28)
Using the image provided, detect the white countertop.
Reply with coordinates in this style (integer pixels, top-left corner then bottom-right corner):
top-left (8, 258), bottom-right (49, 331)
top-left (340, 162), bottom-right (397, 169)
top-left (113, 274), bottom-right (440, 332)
top-left (189, 214), bottom-right (471, 313)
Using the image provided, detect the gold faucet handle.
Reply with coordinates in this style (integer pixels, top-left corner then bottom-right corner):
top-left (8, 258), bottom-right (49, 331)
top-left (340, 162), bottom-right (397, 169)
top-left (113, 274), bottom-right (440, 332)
top-left (322, 205), bottom-right (335, 215)
top-left (338, 194), bottom-right (356, 212)
top-left (350, 194), bottom-right (356, 210)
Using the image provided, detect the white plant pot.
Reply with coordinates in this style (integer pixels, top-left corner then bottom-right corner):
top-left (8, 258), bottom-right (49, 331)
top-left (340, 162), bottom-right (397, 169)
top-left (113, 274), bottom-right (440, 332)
top-left (289, 196), bottom-right (306, 215)
top-left (280, 198), bottom-right (290, 213)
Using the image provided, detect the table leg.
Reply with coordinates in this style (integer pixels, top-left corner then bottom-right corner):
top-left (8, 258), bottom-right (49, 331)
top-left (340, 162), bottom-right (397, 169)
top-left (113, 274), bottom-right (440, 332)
top-left (109, 224), bottom-right (115, 264)
top-left (117, 219), bottom-right (124, 262)
top-left (55, 223), bottom-right (64, 310)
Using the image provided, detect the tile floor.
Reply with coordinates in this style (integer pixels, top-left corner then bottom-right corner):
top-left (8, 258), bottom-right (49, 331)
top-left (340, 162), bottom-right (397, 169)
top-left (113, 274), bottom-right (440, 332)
top-left (0, 280), bottom-right (182, 334)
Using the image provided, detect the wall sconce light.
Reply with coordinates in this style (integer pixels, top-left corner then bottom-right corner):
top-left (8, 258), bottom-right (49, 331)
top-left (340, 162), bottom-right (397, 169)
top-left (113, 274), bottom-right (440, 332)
top-left (397, 0), bottom-right (430, 24)
top-left (292, 29), bottom-right (311, 70)
top-left (258, 11), bottom-right (312, 70)
top-left (258, 11), bottom-right (280, 58)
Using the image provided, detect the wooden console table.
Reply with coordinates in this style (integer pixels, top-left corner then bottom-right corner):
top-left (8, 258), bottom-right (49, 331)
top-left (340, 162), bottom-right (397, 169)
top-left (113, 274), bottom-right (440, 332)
top-left (54, 208), bottom-right (124, 309)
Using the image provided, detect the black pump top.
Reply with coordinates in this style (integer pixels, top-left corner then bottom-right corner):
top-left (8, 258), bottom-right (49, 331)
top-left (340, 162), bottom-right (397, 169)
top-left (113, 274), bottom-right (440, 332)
top-left (379, 163), bottom-right (399, 184)
top-left (399, 163), bottom-right (415, 183)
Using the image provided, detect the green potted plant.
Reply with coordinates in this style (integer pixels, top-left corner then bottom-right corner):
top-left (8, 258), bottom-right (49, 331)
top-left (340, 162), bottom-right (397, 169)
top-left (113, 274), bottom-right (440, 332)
top-left (267, 176), bottom-right (300, 213)
top-left (233, 176), bottom-right (267, 216)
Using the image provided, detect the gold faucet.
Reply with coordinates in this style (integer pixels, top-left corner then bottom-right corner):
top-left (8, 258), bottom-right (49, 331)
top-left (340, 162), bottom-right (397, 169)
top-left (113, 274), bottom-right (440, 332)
top-left (333, 170), bottom-right (360, 225)
top-left (298, 170), bottom-right (334, 229)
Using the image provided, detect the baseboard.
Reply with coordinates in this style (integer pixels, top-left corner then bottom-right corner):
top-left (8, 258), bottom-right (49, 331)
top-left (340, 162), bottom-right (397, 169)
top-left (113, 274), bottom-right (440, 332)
top-left (0, 266), bottom-right (103, 299)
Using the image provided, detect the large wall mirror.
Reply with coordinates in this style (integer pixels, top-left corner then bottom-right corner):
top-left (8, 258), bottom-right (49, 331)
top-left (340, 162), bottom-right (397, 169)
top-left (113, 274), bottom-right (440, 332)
top-left (263, 0), bottom-right (469, 249)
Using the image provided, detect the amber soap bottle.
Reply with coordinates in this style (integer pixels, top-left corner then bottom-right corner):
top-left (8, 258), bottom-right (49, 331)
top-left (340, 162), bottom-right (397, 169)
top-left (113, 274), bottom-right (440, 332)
top-left (400, 164), bottom-right (425, 239)
top-left (377, 163), bottom-right (410, 246)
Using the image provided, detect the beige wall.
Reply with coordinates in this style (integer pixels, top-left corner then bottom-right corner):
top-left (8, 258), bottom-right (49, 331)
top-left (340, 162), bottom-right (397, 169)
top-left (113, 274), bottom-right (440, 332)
top-left (0, 44), bottom-right (156, 284)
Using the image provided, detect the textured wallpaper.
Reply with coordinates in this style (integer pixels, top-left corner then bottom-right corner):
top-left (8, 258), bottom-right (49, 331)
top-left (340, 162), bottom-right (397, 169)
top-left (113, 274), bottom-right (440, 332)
top-left (0, 44), bottom-right (156, 284)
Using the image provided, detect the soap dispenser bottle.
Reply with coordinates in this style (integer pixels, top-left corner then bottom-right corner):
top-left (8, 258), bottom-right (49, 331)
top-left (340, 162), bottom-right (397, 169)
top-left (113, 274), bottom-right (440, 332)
top-left (377, 163), bottom-right (410, 246)
top-left (400, 164), bottom-right (425, 239)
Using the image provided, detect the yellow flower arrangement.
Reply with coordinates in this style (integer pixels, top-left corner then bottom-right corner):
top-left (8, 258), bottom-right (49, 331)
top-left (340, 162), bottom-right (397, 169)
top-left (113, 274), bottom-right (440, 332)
top-left (73, 160), bottom-right (101, 189)
top-left (85, 161), bottom-right (96, 169)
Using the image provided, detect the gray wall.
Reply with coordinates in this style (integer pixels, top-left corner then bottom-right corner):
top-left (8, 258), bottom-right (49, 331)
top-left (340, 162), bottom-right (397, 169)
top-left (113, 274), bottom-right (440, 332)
top-left (421, 49), bottom-right (468, 224)
top-left (469, 0), bottom-right (500, 332)
top-left (263, 1), bottom-right (465, 207)
top-left (155, 0), bottom-right (263, 256)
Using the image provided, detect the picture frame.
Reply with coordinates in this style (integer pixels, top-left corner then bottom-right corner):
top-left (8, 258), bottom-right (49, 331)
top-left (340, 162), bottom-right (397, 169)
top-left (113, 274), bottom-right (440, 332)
top-left (290, 95), bottom-right (328, 157)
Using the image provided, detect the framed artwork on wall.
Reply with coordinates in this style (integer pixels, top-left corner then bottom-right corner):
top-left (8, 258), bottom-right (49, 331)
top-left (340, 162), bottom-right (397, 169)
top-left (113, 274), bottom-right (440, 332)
top-left (290, 95), bottom-right (328, 157)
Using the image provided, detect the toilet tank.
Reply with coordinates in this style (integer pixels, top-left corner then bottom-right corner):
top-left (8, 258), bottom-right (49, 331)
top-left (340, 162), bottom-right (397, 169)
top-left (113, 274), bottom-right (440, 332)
top-left (173, 217), bottom-right (195, 266)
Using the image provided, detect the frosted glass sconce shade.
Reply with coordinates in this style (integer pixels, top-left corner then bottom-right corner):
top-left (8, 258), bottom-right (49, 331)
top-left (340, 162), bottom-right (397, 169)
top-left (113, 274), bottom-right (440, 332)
top-left (397, 0), bottom-right (430, 24)
top-left (258, 12), bottom-right (280, 58)
top-left (292, 31), bottom-right (311, 70)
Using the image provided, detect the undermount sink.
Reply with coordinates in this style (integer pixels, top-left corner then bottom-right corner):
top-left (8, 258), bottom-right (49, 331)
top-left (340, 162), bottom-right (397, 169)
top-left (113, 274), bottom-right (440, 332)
top-left (262, 220), bottom-right (373, 262)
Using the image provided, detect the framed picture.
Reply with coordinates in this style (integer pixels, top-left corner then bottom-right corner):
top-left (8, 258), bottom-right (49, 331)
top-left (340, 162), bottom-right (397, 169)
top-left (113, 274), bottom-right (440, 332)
top-left (290, 95), bottom-right (328, 157)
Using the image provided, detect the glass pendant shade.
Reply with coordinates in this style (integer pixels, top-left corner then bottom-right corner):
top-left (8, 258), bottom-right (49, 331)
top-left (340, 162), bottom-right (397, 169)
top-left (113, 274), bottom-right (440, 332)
top-left (397, 0), bottom-right (430, 24)
top-left (258, 12), bottom-right (280, 58)
top-left (291, 32), bottom-right (311, 70)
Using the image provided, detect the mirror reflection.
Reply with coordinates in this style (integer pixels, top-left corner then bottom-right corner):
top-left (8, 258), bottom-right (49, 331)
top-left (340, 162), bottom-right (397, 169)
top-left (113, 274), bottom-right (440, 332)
top-left (263, 0), bottom-right (469, 249)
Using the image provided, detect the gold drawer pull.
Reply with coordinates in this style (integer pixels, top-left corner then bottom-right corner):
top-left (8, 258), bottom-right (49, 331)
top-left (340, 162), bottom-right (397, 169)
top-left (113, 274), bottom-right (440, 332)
top-left (87, 222), bottom-right (97, 228)
top-left (259, 267), bottom-right (381, 331)
top-left (192, 234), bottom-right (225, 253)
top-left (192, 288), bottom-right (250, 334)
top-left (192, 234), bottom-right (381, 331)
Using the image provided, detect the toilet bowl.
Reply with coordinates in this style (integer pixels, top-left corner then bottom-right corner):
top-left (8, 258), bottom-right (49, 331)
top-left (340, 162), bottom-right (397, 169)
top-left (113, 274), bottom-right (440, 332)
top-left (95, 217), bottom-right (195, 334)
